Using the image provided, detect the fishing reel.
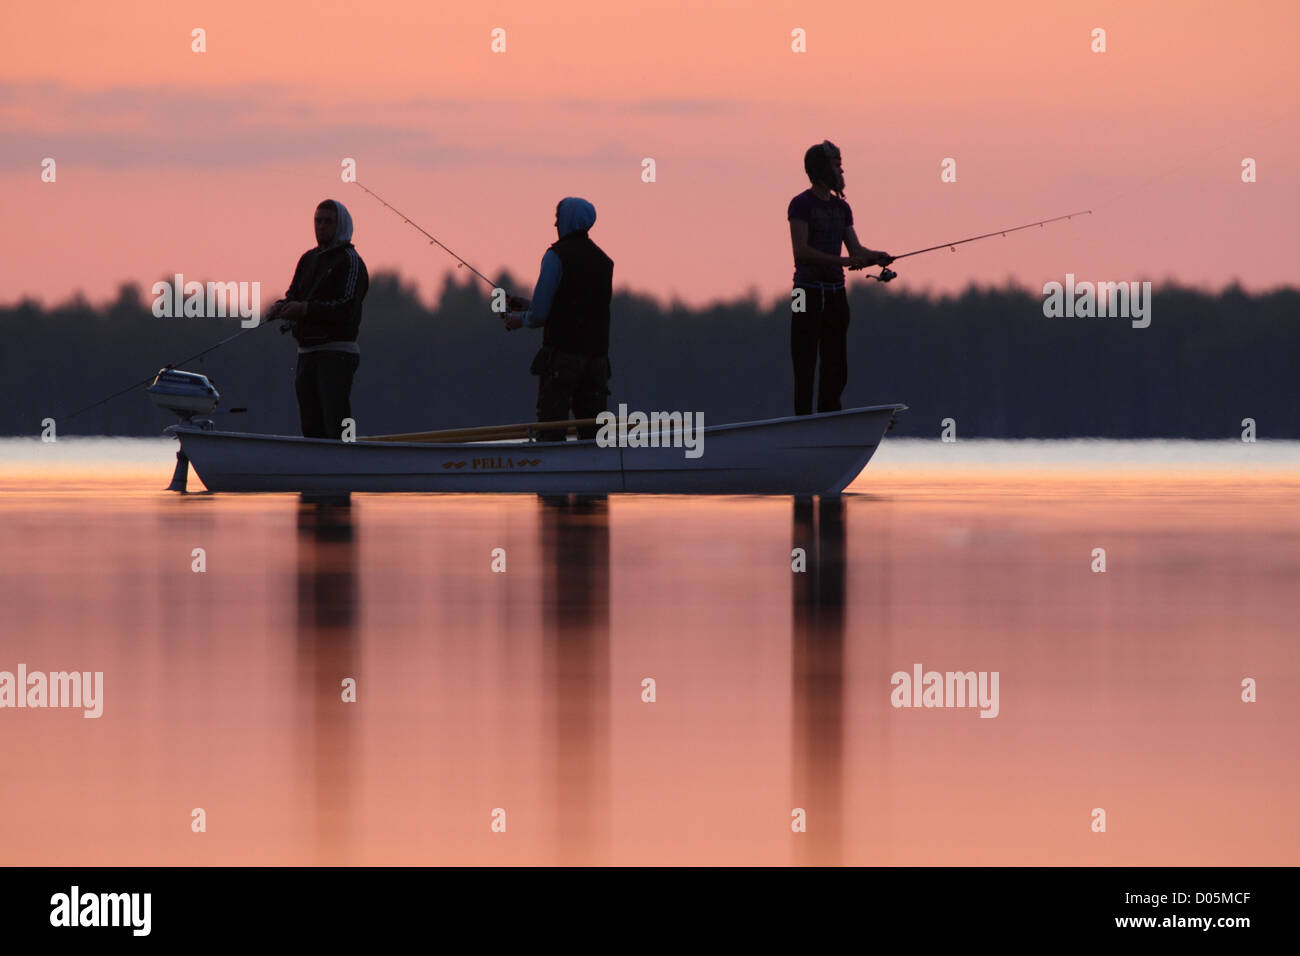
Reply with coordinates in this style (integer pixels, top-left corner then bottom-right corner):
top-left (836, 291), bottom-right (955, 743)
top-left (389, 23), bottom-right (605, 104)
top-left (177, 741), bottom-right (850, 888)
top-left (853, 265), bottom-right (897, 282)
top-left (848, 259), bottom-right (897, 282)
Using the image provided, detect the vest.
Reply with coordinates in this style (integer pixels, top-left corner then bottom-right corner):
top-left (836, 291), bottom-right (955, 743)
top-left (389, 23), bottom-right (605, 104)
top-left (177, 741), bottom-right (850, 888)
top-left (543, 231), bottom-right (613, 357)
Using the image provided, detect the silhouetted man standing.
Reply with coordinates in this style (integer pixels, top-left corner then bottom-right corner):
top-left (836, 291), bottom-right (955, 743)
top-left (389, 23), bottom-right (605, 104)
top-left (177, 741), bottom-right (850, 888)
top-left (787, 141), bottom-right (892, 415)
top-left (504, 197), bottom-right (613, 441)
top-left (267, 199), bottom-right (369, 439)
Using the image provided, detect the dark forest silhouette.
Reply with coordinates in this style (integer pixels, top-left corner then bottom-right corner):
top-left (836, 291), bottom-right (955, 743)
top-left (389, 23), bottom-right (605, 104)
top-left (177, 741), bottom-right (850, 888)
top-left (3, 274), bottom-right (1296, 438)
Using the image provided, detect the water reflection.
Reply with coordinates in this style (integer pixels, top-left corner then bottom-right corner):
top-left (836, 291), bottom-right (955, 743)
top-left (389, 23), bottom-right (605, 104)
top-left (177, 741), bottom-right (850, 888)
top-left (295, 496), bottom-right (359, 864)
top-left (791, 495), bottom-right (846, 865)
top-left (539, 495), bottom-right (612, 864)
top-left (8, 466), bottom-right (1298, 866)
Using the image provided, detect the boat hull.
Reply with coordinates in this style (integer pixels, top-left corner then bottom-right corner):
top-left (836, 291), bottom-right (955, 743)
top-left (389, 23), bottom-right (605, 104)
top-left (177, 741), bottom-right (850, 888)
top-left (171, 404), bottom-right (906, 494)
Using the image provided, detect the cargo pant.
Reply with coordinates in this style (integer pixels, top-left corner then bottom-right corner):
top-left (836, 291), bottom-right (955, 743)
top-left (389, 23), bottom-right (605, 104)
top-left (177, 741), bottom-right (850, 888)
top-left (791, 284), bottom-right (850, 416)
top-left (530, 346), bottom-right (611, 441)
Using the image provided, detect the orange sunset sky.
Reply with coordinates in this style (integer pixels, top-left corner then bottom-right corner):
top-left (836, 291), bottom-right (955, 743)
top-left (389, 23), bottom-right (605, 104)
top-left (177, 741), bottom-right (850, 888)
top-left (2, 0), bottom-right (1297, 308)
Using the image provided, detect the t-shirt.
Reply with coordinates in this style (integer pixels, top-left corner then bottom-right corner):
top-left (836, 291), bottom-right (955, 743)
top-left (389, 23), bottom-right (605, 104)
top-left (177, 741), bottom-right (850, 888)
top-left (787, 190), bottom-right (854, 284)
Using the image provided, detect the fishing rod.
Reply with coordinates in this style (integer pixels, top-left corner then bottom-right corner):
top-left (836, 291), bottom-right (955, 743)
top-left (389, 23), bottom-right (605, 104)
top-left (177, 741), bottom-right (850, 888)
top-left (352, 181), bottom-right (499, 290)
top-left (854, 209), bottom-right (1092, 282)
top-left (60, 319), bottom-right (277, 422)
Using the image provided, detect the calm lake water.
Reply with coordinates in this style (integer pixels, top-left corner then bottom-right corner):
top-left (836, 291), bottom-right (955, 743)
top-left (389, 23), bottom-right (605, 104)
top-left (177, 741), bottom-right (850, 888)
top-left (2, 438), bottom-right (1298, 865)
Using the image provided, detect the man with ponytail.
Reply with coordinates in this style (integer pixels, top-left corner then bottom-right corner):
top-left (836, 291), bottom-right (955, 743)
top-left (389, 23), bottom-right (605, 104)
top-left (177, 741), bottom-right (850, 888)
top-left (786, 142), bottom-right (892, 415)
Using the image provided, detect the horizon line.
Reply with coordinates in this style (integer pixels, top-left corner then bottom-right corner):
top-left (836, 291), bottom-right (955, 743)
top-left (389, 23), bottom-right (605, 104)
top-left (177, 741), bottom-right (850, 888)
top-left (4, 270), bottom-right (1297, 315)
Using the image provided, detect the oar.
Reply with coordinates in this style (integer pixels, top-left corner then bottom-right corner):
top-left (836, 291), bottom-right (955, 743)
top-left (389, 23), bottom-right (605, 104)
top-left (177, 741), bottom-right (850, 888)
top-left (362, 417), bottom-right (603, 444)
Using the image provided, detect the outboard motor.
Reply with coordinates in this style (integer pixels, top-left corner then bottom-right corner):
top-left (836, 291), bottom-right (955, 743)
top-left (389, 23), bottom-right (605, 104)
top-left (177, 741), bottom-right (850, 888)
top-left (146, 368), bottom-right (219, 492)
top-left (146, 368), bottom-right (220, 423)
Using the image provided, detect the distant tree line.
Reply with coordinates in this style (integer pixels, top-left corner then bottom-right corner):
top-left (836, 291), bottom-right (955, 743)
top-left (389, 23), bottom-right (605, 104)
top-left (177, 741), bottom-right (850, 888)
top-left (2, 274), bottom-right (1295, 438)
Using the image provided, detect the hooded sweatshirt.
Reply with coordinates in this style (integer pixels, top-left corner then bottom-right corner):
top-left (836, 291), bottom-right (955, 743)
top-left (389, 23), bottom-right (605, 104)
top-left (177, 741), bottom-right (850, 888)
top-left (520, 197), bottom-right (599, 329)
top-left (284, 199), bottom-right (369, 353)
top-left (521, 197), bottom-right (613, 357)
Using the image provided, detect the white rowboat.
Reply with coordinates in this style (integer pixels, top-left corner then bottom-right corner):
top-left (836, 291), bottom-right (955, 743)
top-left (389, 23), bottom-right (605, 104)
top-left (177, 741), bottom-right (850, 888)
top-left (167, 404), bottom-right (907, 494)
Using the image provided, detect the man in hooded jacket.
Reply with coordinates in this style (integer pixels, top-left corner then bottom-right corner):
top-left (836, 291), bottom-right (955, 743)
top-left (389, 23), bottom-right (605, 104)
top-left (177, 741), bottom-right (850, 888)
top-left (503, 197), bottom-right (613, 441)
top-left (267, 198), bottom-right (369, 440)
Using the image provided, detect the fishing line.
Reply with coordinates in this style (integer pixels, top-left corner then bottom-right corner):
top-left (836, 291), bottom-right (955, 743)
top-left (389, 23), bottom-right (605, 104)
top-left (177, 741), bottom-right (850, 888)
top-left (1060, 106), bottom-right (1300, 265)
top-left (856, 105), bottom-right (1296, 282)
top-left (1075, 106), bottom-right (1298, 217)
top-left (60, 320), bottom-right (278, 422)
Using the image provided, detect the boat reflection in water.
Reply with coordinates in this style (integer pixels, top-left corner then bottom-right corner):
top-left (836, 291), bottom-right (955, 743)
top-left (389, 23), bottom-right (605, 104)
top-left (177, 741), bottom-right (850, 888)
top-left (538, 494), bottom-right (612, 865)
top-left (791, 495), bottom-right (847, 865)
top-left (294, 494), bottom-right (359, 864)
top-left (4, 461), bottom-right (1297, 866)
